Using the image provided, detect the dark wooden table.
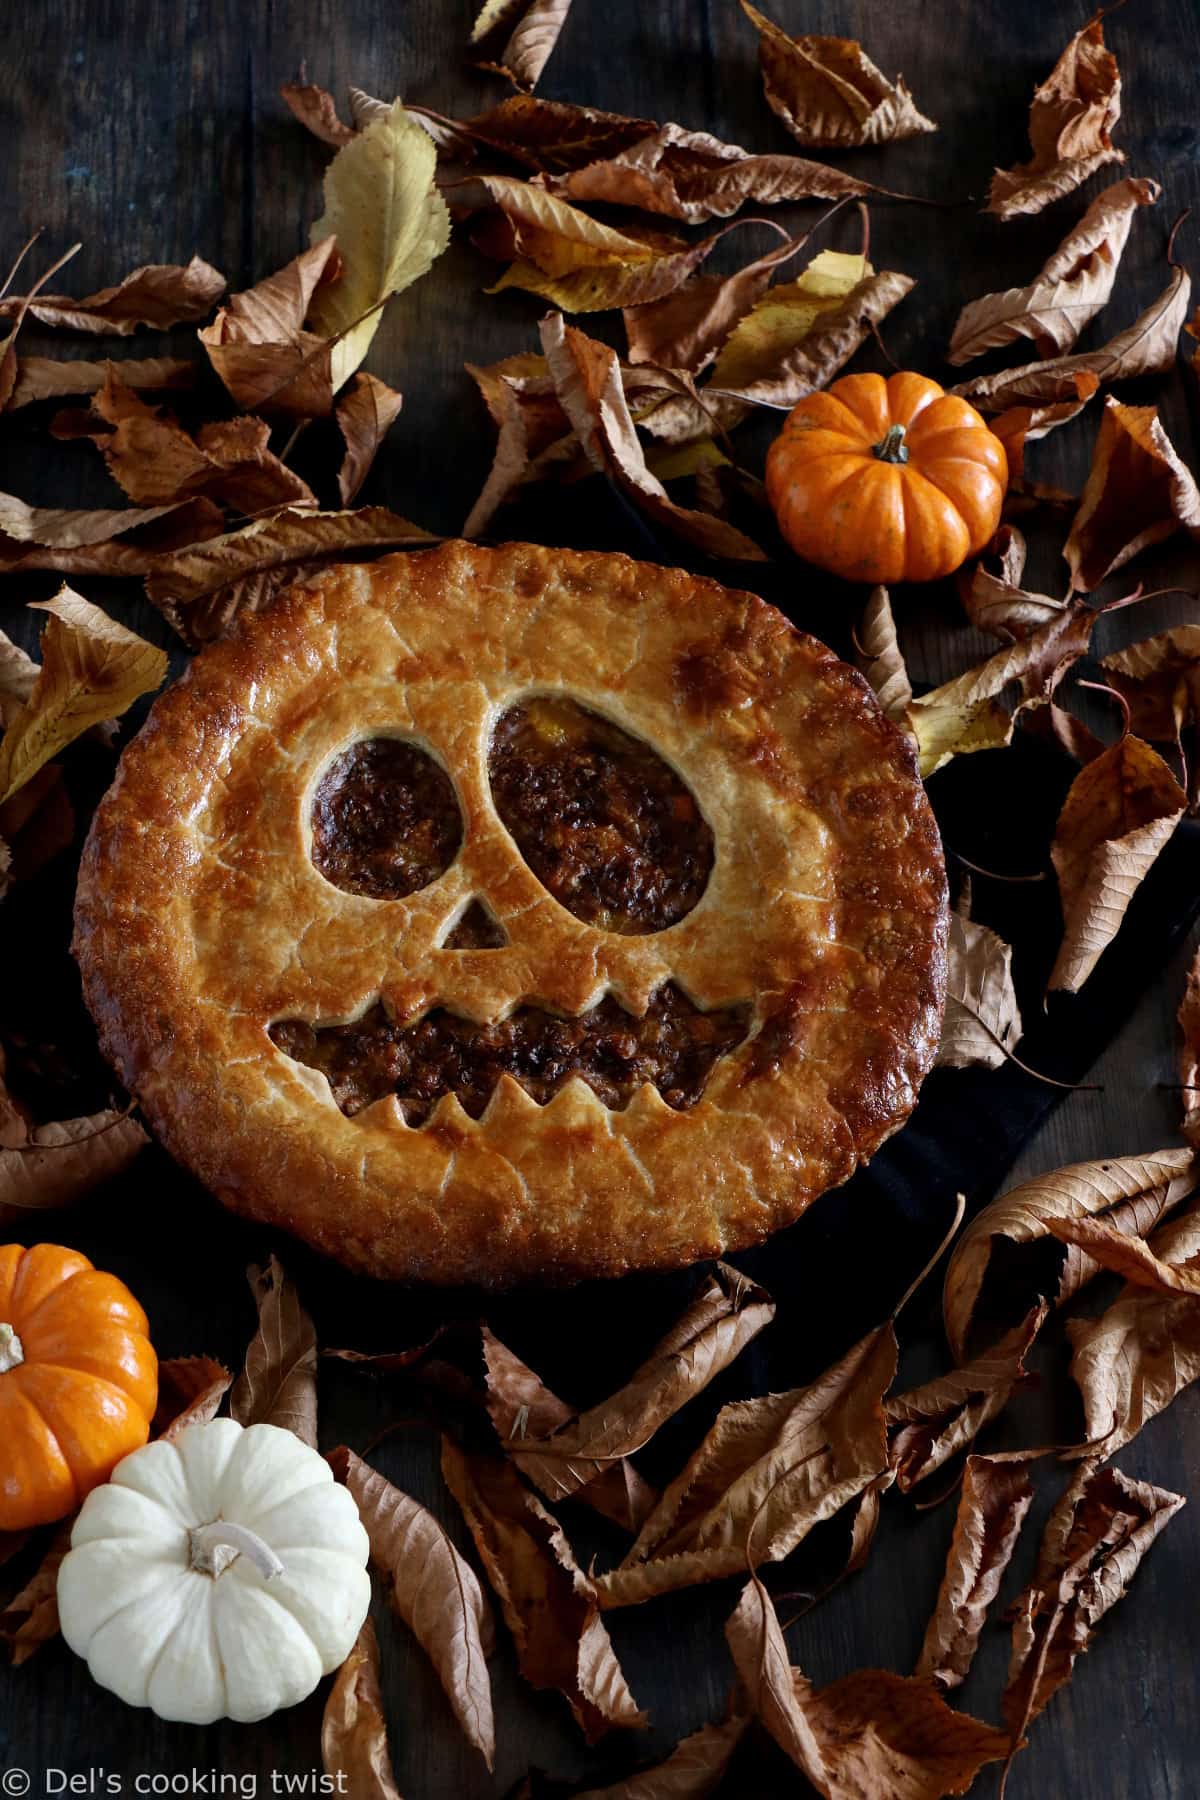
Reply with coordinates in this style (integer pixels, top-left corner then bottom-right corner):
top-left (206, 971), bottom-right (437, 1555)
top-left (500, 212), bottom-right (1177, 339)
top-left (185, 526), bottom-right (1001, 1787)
top-left (3, 2), bottom-right (1200, 1797)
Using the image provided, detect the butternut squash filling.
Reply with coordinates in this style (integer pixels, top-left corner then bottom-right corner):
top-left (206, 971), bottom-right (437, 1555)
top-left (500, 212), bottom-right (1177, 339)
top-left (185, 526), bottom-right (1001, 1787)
top-left (488, 697), bottom-right (714, 934)
top-left (311, 737), bottom-right (463, 900)
top-left (270, 984), bottom-right (748, 1124)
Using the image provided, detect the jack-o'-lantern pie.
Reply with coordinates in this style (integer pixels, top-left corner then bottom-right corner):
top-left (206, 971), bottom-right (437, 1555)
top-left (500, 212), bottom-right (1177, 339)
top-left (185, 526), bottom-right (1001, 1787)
top-left (74, 542), bottom-right (947, 1286)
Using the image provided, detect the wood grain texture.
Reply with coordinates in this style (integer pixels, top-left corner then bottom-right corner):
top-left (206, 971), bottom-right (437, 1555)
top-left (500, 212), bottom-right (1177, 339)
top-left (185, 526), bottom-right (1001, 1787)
top-left (2, 2), bottom-right (1200, 1797)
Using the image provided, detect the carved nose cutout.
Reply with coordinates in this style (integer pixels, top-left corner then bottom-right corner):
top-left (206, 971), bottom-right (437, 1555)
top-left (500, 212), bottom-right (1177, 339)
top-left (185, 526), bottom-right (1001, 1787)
top-left (487, 696), bottom-right (714, 935)
top-left (311, 736), bottom-right (464, 900)
top-left (440, 898), bottom-right (508, 949)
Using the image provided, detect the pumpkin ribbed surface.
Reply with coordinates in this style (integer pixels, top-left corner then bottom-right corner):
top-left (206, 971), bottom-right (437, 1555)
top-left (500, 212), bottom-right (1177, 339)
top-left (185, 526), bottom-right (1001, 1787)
top-left (766, 371), bottom-right (1008, 585)
top-left (0, 1243), bottom-right (158, 1531)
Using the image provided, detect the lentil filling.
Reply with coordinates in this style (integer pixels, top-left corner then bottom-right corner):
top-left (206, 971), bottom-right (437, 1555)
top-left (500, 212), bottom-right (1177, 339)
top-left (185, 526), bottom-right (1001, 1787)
top-left (488, 696), bottom-right (714, 934)
top-left (311, 737), bottom-right (463, 899)
top-left (270, 983), bottom-right (748, 1124)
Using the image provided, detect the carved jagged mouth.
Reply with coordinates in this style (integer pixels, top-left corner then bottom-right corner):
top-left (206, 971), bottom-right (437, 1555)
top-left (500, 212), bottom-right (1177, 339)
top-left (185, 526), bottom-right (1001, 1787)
top-left (269, 982), bottom-right (749, 1127)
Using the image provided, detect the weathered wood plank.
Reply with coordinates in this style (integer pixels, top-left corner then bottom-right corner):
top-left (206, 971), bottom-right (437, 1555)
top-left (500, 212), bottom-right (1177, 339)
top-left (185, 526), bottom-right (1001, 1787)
top-left (2, 3), bottom-right (1199, 1796)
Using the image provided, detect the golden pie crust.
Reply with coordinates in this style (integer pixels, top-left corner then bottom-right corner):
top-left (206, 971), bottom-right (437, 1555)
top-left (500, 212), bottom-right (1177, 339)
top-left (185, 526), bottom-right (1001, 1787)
top-left (74, 541), bottom-right (948, 1286)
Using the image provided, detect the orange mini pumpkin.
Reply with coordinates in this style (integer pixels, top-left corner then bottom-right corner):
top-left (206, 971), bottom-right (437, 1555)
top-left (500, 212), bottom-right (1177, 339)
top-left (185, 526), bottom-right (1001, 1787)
top-left (766, 371), bottom-right (1008, 586)
top-left (0, 1244), bottom-right (158, 1531)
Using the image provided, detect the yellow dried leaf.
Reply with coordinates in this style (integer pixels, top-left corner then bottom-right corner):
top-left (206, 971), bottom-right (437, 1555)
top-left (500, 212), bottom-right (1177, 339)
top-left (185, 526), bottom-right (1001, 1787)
top-left (907, 605), bottom-right (1093, 777)
top-left (710, 248), bottom-right (868, 391)
top-left (309, 101), bottom-right (451, 391)
top-left (0, 587), bottom-right (167, 806)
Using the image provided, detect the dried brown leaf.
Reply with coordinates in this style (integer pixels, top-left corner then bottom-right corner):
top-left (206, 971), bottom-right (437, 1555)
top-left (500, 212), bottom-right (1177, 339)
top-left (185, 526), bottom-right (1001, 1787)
top-left (1101, 627), bottom-right (1200, 774)
top-left (987, 11), bottom-right (1124, 220)
top-left (739, 5), bottom-right (936, 149)
top-left (0, 762), bottom-right (74, 888)
top-left (0, 241), bottom-right (84, 407)
top-left (950, 178), bottom-right (1157, 363)
top-left (8, 355), bottom-right (194, 409)
top-left (725, 1577), bottom-right (1011, 1798)
top-left (540, 312), bottom-right (765, 560)
top-left (0, 1106), bottom-right (147, 1230)
top-left (1048, 1208), bottom-right (1200, 1295)
top-left (0, 503), bottom-right (224, 581)
top-left (1065, 1204), bottom-right (1200, 1454)
top-left (958, 525), bottom-right (1071, 642)
top-left (329, 1447), bottom-right (494, 1767)
top-left (597, 1324), bottom-right (896, 1606)
top-left (153, 1356), bottom-right (233, 1442)
top-left (886, 1304), bottom-right (1046, 1490)
top-left (1064, 397), bottom-right (1200, 593)
top-left (942, 1148), bottom-right (1198, 1361)
top-left (951, 261), bottom-right (1192, 412)
top-left (561, 122), bottom-right (880, 224)
top-left (0, 587), bottom-right (167, 807)
top-left (470, 0), bottom-right (573, 91)
top-left (322, 1620), bottom-right (403, 1799)
top-left (853, 586), bottom-right (913, 724)
top-left (0, 255), bottom-right (224, 335)
top-left (142, 505), bottom-right (437, 647)
top-left (1002, 1462), bottom-right (1183, 1758)
top-left (1049, 731), bottom-right (1187, 991)
top-left (229, 1254), bottom-right (318, 1447)
top-left (624, 226), bottom-right (818, 376)
top-left (1179, 944), bottom-right (1200, 1144)
top-left (482, 1329), bottom-right (657, 1532)
top-left (709, 257), bottom-right (914, 408)
top-left (574, 1715), bottom-right (749, 1799)
top-left (198, 238), bottom-right (342, 417)
top-left (916, 1454), bottom-right (1035, 1689)
top-left (504, 1264), bottom-right (773, 1509)
top-left (455, 94), bottom-right (655, 170)
top-left (335, 371), bottom-right (404, 504)
top-left (724, 1577), bottom-right (824, 1776)
top-left (281, 79), bottom-right (357, 148)
top-left (478, 177), bottom-right (718, 312)
top-left (0, 491), bottom-right (192, 549)
top-left (87, 371), bottom-right (316, 513)
top-left (936, 912), bottom-right (1024, 1073)
top-left (1, 1519), bottom-right (73, 1666)
top-left (0, 628), bottom-right (38, 724)
top-left (906, 603), bottom-right (1093, 778)
top-left (440, 1437), bottom-right (645, 1743)
top-left (462, 372), bottom-right (550, 537)
top-left (990, 375), bottom-right (1100, 482)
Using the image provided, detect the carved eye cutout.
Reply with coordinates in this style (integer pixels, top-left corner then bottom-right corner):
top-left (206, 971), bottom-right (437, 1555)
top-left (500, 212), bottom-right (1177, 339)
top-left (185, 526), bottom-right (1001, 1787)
top-left (488, 696), bottom-right (714, 934)
top-left (311, 736), bottom-right (463, 900)
top-left (440, 898), bottom-right (509, 949)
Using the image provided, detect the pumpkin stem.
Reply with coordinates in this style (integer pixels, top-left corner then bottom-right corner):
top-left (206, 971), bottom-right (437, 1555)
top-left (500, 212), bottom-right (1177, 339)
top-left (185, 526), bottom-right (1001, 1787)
top-left (188, 1520), bottom-right (284, 1583)
top-left (0, 1322), bottom-right (24, 1373)
top-left (873, 423), bottom-right (909, 465)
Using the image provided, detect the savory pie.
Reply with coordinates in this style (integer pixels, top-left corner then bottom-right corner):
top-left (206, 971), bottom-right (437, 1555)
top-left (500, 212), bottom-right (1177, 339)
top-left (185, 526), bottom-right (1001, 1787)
top-left (74, 541), bottom-right (948, 1285)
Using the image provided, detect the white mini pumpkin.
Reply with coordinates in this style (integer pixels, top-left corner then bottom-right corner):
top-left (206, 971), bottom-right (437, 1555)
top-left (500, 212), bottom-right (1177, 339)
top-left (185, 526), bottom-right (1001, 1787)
top-left (57, 1417), bottom-right (371, 1724)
